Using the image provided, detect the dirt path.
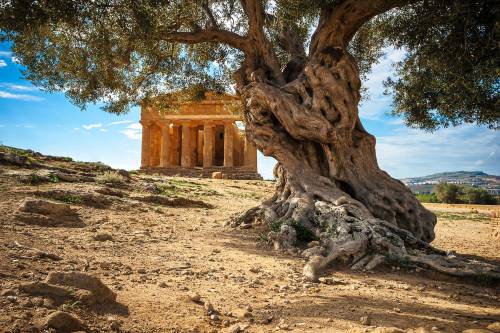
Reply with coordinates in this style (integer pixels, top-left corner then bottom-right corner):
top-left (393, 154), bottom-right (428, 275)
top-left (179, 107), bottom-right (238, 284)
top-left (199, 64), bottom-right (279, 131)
top-left (0, 154), bottom-right (499, 333)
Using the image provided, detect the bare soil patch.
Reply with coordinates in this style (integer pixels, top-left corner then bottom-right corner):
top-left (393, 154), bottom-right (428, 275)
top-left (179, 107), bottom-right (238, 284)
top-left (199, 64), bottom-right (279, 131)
top-left (0, 151), bottom-right (499, 332)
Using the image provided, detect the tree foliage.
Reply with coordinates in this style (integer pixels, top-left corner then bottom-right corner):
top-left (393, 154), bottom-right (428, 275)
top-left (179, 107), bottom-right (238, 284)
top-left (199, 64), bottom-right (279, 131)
top-left (0, 0), bottom-right (498, 128)
top-left (432, 183), bottom-right (497, 204)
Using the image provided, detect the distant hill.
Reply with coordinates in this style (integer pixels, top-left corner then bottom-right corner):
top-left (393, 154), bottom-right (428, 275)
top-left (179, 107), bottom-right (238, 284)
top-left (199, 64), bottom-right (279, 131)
top-left (400, 171), bottom-right (500, 194)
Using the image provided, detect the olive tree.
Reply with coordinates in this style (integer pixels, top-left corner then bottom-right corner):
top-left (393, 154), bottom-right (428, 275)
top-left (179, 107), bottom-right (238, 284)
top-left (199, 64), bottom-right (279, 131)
top-left (1, 0), bottom-right (498, 281)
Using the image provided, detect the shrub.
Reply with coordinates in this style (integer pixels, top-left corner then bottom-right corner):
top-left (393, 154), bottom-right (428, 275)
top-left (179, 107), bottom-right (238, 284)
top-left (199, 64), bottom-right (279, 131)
top-left (59, 195), bottom-right (83, 204)
top-left (435, 183), bottom-right (462, 203)
top-left (415, 193), bottom-right (439, 203)
top-left (96, 171), bottom-right (125, 185)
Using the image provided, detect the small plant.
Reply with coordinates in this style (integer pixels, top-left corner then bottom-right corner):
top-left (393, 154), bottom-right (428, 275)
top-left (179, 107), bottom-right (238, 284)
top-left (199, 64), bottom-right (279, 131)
top-left (96, 171), bottom-right (125, 185)
top-left (27, 172), bottom-right (44, 185)
top-left (59, 195), bottom-right (83, 204)
top-left (48, 173), bottom-right (59, 183)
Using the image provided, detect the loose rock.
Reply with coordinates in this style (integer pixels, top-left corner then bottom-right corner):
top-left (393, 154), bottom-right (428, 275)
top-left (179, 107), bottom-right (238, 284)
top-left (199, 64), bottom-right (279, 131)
top-left (45, 271), bottom-right (116, 304)
top-left (42, 311), bottom-right (85, 332)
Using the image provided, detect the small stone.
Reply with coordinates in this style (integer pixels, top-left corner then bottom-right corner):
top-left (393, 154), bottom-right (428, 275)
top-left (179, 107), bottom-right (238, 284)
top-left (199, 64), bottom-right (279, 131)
top-left (393, 307), bottom-right (401, 313)
top-left (137, 268), bottom-right (146, 274)
top-left (227, 324), bottom-right (241, 333)
top-left (1, 289), bottom-right (16, 296)
top-left (249, 267), bottom-right (260, 273)
top-left (234, 308), bottom-right (253, 319)
top-left (204, 301), bottom-right (215, 313)
top-left (93, 232), bottom-right (113, 242)
top-left (360, 315), bottom-right (371, 326)
top-left (158, 282), bottom-right (167, 288)
top-left (212, 172), bottom-right (223, 179)
top-left (6, 295), bottom-right (18, 303)
top-left (188, 292), bottom-right (201, 302)
top-left (42, 311), bottom-right (85, 332)
top-left (307, 240), bottom-right (320, 248)
top-left (488, 323), bottom-right (500, 333)
top-left (210, 314), bottom-right (219, 321)
top-left (245, 305), bottom-right (253, 312)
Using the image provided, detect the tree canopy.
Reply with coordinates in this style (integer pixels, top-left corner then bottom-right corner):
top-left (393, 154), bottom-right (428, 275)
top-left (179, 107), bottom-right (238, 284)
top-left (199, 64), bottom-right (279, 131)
top-left (0, 0), bottom-right (498, 129)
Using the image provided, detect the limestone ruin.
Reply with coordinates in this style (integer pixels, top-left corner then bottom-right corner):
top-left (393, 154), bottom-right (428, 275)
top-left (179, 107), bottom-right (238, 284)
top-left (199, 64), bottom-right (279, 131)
top-left (140, 92), bottom-right (262, 179)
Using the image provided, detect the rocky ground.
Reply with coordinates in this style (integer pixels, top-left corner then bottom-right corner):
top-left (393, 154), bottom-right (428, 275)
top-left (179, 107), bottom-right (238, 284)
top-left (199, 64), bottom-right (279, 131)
top-left (0, 146), bottom-right (499, 333)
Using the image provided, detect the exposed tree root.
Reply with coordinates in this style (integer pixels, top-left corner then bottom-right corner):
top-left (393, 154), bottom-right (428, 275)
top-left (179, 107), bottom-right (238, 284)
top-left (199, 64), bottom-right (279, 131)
top-left (233, 188), bottom-right (500, 284)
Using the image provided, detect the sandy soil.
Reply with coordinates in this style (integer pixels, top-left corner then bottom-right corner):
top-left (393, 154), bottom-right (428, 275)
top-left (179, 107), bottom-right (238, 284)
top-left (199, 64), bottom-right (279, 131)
top-left (0, 155), bottom-right (499, 333)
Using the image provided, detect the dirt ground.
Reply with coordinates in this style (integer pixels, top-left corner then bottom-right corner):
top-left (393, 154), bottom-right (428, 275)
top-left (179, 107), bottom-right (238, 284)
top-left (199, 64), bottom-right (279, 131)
top-left (0, 150), bottom-right (499, 333)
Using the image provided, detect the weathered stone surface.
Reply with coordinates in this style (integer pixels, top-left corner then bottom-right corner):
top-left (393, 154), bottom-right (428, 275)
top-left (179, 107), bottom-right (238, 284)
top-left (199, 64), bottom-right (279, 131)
top-left (488, 322), bottom-right (500, 333)
top-left (46, 271), bottom-right (116, 304)
top-left (132, 195), bottom-right (212, 208)
top-left (92, 232), bottom-right (113, 242)
top-left (43, 311), bottom-right (85, 332)
top-left (34, 189), bottom-right (113, 209)
top-left (212, 172), bottom-right (223, 179)
top-left (20, 282), bottom-right (72, 299)
top-left (15, 198), bottom-right (83, 227)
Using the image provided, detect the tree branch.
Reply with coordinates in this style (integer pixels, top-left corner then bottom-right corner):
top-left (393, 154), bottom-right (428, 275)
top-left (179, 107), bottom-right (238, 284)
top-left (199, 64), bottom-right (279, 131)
top-left (309, 0), bottom-right (415, 56)
top-left (201, 1), bottom-right (219, 29)
top-left (165, 29), bottom-right (248, 50)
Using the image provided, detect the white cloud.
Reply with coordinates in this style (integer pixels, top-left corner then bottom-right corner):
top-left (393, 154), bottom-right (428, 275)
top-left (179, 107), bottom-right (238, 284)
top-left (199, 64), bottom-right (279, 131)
top-left (82, 123), bottom-right (103, 130)
top-left (121, 129), bottom-right (141, 140)
top-left (376, 125), bottom-right (500, 178)
top-left (0, 60), bottom-right (7, 68)
top-left (99, 128), bottom-right (108, 132)
top-left (121, 122), bottom-right (142, 140)
top-left (6, 84), bottom-right (38, 91)
top-left (0, 90), bottom-right (43, 101)
top-left (0, 51), bottom-right (11, 58)
top-left (108, 120), bottom-right (134, 126)
top-left (359, 47), bottom-right (406, 121)
top-left (475, 160), bottom-right (484, 166)
top-left (127, 123), bottom-right (142, 130)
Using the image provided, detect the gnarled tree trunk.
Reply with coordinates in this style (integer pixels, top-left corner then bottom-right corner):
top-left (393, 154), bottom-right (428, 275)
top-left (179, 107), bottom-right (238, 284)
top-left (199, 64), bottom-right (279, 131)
top-left (233, 30), bottom-right (499, 282)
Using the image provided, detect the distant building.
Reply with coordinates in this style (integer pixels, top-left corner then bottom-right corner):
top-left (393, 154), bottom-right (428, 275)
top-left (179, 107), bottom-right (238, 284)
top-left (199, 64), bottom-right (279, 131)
top-left (139, 91), bottom-right (262, 180)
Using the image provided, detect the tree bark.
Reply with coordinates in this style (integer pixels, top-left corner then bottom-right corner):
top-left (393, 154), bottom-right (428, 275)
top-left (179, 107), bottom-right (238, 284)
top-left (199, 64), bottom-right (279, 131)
top-left (234, 41), bottom-right (500, 283)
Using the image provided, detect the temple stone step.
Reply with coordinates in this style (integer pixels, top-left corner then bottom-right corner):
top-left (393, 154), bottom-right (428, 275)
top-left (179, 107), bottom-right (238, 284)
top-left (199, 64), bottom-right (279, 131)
top-left (140, 167), bottom-right (264, 180)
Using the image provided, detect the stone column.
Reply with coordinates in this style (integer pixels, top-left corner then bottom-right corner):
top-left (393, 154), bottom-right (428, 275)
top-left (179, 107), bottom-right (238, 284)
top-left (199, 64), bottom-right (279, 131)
top-left (150, 125), bottom-right (161, 167)
top-left (140, 122), bottom-right (151, 168)
top-left (203, 124), bottom-right (215, 167)
top-left (160, 123), bottom-right (171, 167)
top-left (181, 124), bottom-right (192, 168)
top-left (244, 136), bottom-right (258, 171)
top-left (189, 125), bottom-right (198, 167)
top-left (197, 129), bottom-right (204, 166)
top-left (224, 122), bottom-right (234, 167)
top-left (171, 123), bottom-right (181, 166)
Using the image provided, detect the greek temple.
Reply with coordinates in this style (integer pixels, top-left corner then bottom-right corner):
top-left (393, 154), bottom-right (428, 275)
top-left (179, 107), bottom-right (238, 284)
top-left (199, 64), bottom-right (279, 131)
top-left (140, 92), bottom-right (262, 180)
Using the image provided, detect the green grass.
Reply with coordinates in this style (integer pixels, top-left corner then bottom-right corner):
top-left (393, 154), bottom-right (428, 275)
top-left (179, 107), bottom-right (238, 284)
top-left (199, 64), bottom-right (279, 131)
top-left (156, 178), bottom-right (220, 197)
top-left (96, 171), bottom-right (125, 185)
top-left (434, 211), bottom-right (491, 223)
top-left (58, 195), bottom-right (84, 205)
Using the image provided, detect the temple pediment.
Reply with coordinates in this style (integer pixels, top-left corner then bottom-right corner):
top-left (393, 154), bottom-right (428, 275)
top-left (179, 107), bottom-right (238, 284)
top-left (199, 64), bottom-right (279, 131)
top-left (142, 91), bottom-right (242, 123)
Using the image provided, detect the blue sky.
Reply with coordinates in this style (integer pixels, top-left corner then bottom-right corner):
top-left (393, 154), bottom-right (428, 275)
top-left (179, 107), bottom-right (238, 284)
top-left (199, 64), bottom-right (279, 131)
top-left (0, 42), bottom-right (498, 179)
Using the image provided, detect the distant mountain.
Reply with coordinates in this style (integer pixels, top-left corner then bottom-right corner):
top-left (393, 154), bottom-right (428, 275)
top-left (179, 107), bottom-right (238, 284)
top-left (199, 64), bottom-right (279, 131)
top-left (400, 171), bottom-right (500, 194)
